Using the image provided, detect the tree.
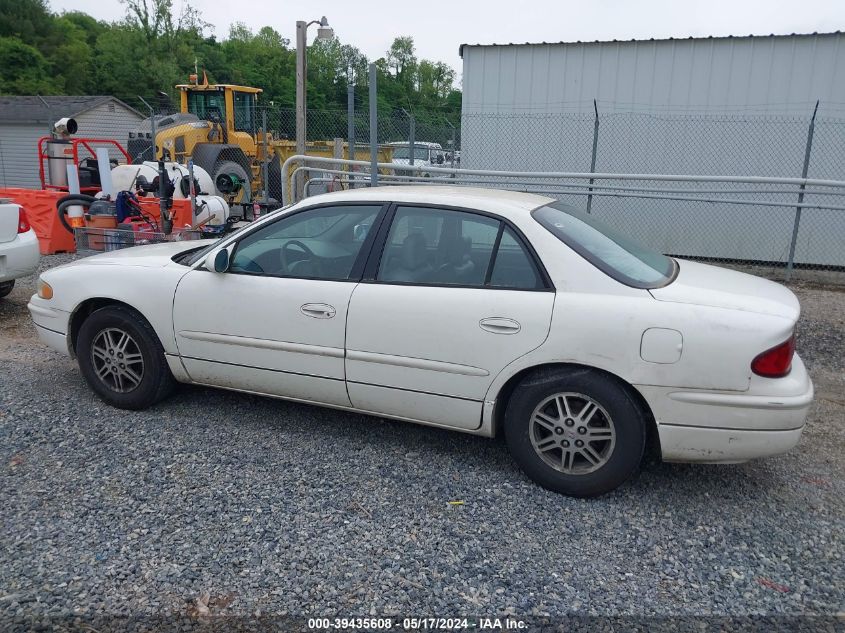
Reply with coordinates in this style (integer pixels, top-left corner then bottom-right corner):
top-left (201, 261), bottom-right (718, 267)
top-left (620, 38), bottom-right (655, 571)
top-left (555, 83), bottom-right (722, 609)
top-left (0, 3), bottom-right (462, 125)
top-left (218, 23), bottom-right (295, 105)
top-left (0, 0), bottom-right (53, 43)
top-left (387, 36), bottom-right (417, 79)
top-left (340, 44), bottom-right (367, 86)
top-left (120, 0), bottom-right (208, 50)
top-left (0, 37), bottom-right (55, 93)
top-left (418, 60), bottom-right (455, 103)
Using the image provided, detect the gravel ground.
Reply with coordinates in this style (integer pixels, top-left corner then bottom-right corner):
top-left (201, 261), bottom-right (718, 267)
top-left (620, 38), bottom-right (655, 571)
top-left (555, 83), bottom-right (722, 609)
top-left (0, 254), bottom-right (843, 630)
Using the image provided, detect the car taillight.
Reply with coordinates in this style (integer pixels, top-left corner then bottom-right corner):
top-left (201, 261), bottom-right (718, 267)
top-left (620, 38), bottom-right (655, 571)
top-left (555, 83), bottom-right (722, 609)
top-left (18, 207), bottom-right (30, 233)
top-left (751, 334), bottom-right (795, 378)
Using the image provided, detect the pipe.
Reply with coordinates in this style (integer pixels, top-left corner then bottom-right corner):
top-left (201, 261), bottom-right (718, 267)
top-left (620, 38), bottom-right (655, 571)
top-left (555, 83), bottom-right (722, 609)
top-left (295, 168), bottom-right (845, 212)
top-left (303, 169), bottom-right (840, 196)
top-left (281, 154), bottom-right (845, 206)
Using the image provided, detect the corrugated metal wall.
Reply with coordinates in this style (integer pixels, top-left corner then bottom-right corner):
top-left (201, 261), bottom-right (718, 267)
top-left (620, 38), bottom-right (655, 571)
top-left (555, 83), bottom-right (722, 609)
top-left (461, 33), bottom-right (845, 115)
top-left (0, 102), bottom-right (143, 189)
top-left (459, 33), bottom-right (845, 266)
top-left (74, 102), bottom-right (143, 165)
top-left (0, 124), bottom-right (45, 189)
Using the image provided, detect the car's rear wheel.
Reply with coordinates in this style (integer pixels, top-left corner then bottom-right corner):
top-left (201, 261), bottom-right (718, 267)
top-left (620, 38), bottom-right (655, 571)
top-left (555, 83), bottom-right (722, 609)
top-left (0, 280), bottom-right (14, 298)
top-left (504, 367), bottom-right (646, 497)
top-left (77, 305), bottom-right (175, 410)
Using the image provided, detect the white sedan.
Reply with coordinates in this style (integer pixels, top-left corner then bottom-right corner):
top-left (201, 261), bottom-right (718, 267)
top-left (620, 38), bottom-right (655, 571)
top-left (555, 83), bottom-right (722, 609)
top-left (1, 202), bottom-right (40, 298)
top-left (28, 187), bottom-right (813, 496)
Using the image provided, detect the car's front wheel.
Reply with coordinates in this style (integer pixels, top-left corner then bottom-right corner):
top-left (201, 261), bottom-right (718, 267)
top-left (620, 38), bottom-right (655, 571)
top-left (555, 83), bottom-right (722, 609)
top-left (504, 367), bottom-right (646, 497)
top-left (77, 305), bottom-right (175, 410)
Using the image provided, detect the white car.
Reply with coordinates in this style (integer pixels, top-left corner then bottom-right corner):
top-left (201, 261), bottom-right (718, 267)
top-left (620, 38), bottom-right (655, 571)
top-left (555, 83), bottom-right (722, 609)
top-left (0, 202), bottom-right (40, 298)
top-left (28, 187), bottom-right (813, 496)
top-left (388, 142), bottom-right (448, 174)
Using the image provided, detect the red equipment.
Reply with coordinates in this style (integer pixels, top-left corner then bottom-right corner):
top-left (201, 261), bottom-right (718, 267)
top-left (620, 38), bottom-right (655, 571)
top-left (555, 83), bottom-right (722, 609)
top-left (37, 137), bottom-right (132, 193)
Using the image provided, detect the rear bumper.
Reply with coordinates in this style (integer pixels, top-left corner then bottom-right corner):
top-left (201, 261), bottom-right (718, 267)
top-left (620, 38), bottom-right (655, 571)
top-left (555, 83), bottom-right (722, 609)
top-left (637, 355), bottom-right (813, 463)
top-left (658, 424), bottom-right (805, 463)
top-left (0, 229), bottom-right (39, 282)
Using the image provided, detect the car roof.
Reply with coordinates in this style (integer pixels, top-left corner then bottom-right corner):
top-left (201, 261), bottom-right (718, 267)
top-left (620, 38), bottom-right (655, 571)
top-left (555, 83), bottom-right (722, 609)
top-left (297, 186), bottom-right (557, 219)
top-left (387, 141), bottom-right (442, 148)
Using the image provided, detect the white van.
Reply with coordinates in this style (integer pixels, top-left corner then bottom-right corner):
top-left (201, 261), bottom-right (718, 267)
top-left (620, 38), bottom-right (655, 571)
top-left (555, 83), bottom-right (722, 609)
top-left (388, 142), bottom-right (446, 174)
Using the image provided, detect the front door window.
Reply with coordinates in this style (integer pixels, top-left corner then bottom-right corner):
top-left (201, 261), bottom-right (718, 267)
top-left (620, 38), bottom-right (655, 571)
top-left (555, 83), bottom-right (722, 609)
top-left (229, 205), bottom-right (382, 280)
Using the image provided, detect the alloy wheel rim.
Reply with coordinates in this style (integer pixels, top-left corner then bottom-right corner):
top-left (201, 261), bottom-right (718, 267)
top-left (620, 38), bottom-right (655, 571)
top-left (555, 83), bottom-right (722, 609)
top-left (91, 328), bottom-right (144, 393)
top-left (529, 392), bottom-right (616, 475)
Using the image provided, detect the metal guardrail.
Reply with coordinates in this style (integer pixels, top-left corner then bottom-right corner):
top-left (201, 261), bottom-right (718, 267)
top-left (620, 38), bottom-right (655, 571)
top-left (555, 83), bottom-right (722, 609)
top-left (295, 166), bottom-right (845, 212)
top-left (280, 155), bottom-right (845, 279)
top-left (280, 154), bottom-right (845, 206)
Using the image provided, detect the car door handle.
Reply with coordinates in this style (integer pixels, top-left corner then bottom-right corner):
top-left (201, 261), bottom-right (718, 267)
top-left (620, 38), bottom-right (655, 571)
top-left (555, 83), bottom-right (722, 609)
top-left (300, 303), bottom-right (336, 319)
top-left (479, 317), bottom-right (521, 335)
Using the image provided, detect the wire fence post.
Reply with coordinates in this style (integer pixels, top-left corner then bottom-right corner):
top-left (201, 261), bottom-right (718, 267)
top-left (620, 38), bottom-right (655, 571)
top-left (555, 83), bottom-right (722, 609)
top-left (261, 108), bottom-right (269, 205)
top-left (448, 121), bottom-right (457, 169)
top-left (369, 63), bottom-right (378, 187)
top-left (586, 99), bottom-right (599, 214)
top-left (347, 84), bottom-right (355, 187)
top-left (36, 95), bottom-right (52, 136)
top-left (403, 109), bottom-right (416, 166)
top-left (137, 96), bottom-right (156, 162)
top-left (786, 99), bottom-right (819, 281)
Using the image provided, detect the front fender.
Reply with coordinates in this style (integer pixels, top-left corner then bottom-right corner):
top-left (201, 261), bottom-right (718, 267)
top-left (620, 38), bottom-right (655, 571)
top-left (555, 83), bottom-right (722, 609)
top-left (45, 263), bottom-right (190, 356)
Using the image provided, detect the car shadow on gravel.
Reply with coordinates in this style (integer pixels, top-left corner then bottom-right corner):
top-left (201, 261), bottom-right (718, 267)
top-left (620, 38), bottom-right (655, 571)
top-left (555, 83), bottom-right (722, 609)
top-left (154, 381), bottom-right (792, 505)
top-left (4, 331), bottom-right (810, 508)
top-left (172, 382), bottom-right (511, 461)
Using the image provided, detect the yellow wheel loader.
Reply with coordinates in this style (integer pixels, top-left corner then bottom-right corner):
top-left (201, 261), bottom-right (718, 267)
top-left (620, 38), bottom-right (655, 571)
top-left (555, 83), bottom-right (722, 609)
top-left (128, 75), bottom-right (394, 208)
top-left (129, 77), bottom-right (276, 205)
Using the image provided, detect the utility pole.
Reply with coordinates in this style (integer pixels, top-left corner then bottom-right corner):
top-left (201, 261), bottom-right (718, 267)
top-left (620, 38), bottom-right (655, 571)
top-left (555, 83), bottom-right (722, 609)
top-left (295, 20), bottom-right (307, 199)
top-left (294, 17), bottom-right (333, 199)
top-left (369, 63), bottom-right (378, 187)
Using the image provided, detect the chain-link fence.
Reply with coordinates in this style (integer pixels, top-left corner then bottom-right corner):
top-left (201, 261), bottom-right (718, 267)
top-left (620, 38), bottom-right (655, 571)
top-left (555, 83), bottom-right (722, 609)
top-left (3, 92), bottom-right (843, 282)
top-left (456, 106), bottom-right (845, 281)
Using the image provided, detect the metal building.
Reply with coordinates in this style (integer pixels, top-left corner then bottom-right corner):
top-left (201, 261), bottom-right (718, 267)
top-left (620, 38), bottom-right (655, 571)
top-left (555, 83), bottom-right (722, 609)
top-left (458, 32), bottom-right (845, 267)
top-left (460, 32), bottom-right (845, 117)
top-left (0, 96), bottom-right (144, 189)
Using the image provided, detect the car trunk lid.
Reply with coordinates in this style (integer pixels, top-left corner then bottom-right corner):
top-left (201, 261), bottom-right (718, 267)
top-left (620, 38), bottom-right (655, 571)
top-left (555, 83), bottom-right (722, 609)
top-left (0, 202), bottom-right (21, 243)
top-left (650, 259), bottom-right (799, 322)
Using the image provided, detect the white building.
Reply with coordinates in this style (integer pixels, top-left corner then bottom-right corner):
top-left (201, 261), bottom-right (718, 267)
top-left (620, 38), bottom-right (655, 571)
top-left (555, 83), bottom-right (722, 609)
top-left (459, 32), bottom-right (845, 267)
top-left (0, 96), bottom-right (144, 189)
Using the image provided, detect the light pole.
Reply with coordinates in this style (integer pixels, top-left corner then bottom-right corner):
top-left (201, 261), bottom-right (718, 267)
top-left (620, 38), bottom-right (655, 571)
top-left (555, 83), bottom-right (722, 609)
top-left (296, 16), bottom-right (333, 196)
top-left (296, 16), bottom-right (333, 157)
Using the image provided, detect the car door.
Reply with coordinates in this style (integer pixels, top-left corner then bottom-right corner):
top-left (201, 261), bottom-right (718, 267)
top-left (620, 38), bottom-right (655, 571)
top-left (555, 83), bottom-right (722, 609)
top-left (345, 204), bottom-right (556, 430)
top-left (172, 203), bottom-right (385, 406)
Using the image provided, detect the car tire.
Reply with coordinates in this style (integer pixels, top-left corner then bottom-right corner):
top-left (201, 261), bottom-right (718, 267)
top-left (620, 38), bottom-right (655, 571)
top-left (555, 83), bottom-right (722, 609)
top-left (504, 367), bottom-right (646, 497)
top-left (77, 305), bottom-right (176, 410)
top-left (0, 280), bottom-right (14, 298)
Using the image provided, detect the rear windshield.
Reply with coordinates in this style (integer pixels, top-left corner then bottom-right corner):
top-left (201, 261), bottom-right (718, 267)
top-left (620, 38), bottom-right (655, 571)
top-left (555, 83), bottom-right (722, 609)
top-left (532, 202), bottom-right (676, 288)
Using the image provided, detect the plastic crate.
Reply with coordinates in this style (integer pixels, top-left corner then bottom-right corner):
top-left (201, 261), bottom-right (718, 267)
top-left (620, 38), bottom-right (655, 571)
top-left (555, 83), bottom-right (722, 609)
top-left (74, 226), bottom-right (203, 254)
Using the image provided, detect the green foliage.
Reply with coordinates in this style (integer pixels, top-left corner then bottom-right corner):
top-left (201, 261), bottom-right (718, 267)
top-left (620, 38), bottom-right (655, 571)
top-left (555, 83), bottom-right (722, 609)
top-left (0, 0), bottom-right (461, 123)
top-left (0, 0), bottom-right (54, 44)
top-left (0, 37), bottom-right (56, 93)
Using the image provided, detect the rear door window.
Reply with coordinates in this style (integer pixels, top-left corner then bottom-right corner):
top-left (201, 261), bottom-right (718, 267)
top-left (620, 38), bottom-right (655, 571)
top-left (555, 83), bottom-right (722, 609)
top-left (376, 206), bottom-right (545, 290)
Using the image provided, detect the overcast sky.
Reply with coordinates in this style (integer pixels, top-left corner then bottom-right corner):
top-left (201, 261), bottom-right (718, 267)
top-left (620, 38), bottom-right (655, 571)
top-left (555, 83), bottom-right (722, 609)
top-left (50, 0), bottom-right (845, 76)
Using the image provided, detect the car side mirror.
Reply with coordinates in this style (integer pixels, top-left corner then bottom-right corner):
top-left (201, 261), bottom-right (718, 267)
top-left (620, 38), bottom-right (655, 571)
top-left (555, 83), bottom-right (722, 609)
top-left (205, 247), bottom-right (230, 273)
